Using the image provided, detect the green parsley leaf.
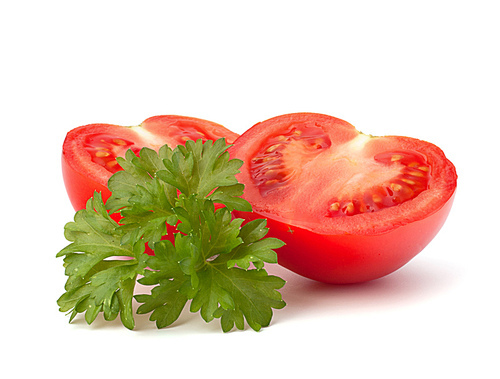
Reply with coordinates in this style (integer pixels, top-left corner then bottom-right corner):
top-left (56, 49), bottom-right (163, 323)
top-left (135, 240), bottom-right (189, 328)
top-left (224, 218), bottom-right (285, 270)
top-left (107, 146), bottom-right (178, 247)
top-left (57, 193), bottom-right (148, 330)
top-left (136, 202), bottom-right (286, 331)
top-left (156, 139), bottom-right (250, 208)
top-left (57, 138), bottom-right (286, 332)
top-left (208, 183), bottom-right (252, 212)
top-left (209, 269), bottom-right (286, 332)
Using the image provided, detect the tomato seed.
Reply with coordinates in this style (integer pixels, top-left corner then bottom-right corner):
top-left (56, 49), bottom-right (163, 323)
top-left (345, 202), bottom-right (355, 214)
top-left (391, 154), bottom-right (403, 161)
top-left (265, 179), bottom-right (280, 186)
top-left (408, 170), bottom-right (425, 177)
top-left (391, 183), bottom-right (403, 192)
top-left (113, 139), bottom-right (127, 145)
top-left (401, 178), bottom-right (416, 185)
top-left (266, 144), bottom-right (281, 153)
top-left (330, 202), bottom-right (340, 211)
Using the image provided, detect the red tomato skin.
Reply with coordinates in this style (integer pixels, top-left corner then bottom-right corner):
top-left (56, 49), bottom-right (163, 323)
top-left (61, 151), bottom-right (112, 211)
top-left (235, 193), bottom-right (454, 284)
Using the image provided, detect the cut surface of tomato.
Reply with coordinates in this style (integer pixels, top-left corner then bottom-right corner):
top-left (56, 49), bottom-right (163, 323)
top-left (62, 115), bottom-right (239, 212)
top-left (229, 113), bottom-right (457, 284)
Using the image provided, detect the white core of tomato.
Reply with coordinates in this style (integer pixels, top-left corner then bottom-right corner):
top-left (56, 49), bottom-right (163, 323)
top-left (336, 133), bottom-right (372, 158)
top-left (130, 125), bottom-right (164, 149)
top-left (325, 134), bottom-right (403, 197)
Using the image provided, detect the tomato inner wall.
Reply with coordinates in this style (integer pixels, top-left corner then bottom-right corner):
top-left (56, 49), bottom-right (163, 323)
top-left (250, 122), bottom-right (331, 196)
top-left (165, 121), bottom-right (208, 142)
top-left (84, 134), bottom-right (141, 174)
top-left (83, 124), bottom-right (215, 175)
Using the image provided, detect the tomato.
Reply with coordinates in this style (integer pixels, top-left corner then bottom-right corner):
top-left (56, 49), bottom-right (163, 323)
top-left (229, 113), bottom-right (457, 284)
top-left (62, 115), bottom-right (239, 211)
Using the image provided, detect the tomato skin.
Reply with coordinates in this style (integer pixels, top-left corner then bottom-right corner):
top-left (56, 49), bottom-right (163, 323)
top-left (62, 144), bottom-right (112, 211)
top-left (62, 115), bottom-right (239, 211)
top-left (230, 113), bottom-right (457, 284)
top-left (235, 193), bottom-right (454, 283)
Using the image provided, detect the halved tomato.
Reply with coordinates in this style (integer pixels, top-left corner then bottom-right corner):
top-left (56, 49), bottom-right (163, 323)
top-left (62, 115), bottom-right (239, 211)
top-left (229, 113), bottom-right (457, 284)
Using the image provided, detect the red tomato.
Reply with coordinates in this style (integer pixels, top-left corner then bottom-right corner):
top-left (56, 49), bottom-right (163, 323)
top-left (62, 115), bottom-right (239, 211)
top-left (229, 113), bottom-right (457, 284)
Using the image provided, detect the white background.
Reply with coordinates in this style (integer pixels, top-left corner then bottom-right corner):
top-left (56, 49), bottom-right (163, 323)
top-left (2, 1), bottom-right (499, 377)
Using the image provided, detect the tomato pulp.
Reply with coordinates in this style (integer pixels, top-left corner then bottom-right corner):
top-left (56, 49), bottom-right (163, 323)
top-left (229, 113), bottom-right (457, 284)
top-left (62, 115), bottom-right (239, 211)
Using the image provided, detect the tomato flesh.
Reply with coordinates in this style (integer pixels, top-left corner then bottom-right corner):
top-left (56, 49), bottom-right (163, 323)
top-left (229, 113), bottom-right (457, 284)
top-left (84, 134), bottom-right (140, 174)
top-left (250, 122), bottom-right (332, 196)
top-left (62, 115), bottom-right (239, 211)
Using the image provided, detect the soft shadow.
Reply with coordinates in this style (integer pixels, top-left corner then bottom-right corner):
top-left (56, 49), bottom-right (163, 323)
top-left (68, 297), bottom-right (221, 333)
top-left (266, 258), bottom-right (462, 322)
top-left (132, 283), bottom-right (224, 334)
top-left (66, 259), bottom-right (461, 332)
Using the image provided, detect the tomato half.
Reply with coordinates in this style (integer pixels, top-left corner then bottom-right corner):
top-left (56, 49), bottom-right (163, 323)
top-left (62, 115), bottom-right (239, 211)
top-left (229, 113), bottom-right (457, 284)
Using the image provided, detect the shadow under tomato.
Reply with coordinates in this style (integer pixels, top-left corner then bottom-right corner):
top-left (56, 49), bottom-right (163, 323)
top-left (266, 257), bottom-right (461, 322)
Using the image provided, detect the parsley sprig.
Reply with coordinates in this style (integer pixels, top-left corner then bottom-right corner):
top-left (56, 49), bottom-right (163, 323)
top-left (57, 138), bottom-right (286, 332)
